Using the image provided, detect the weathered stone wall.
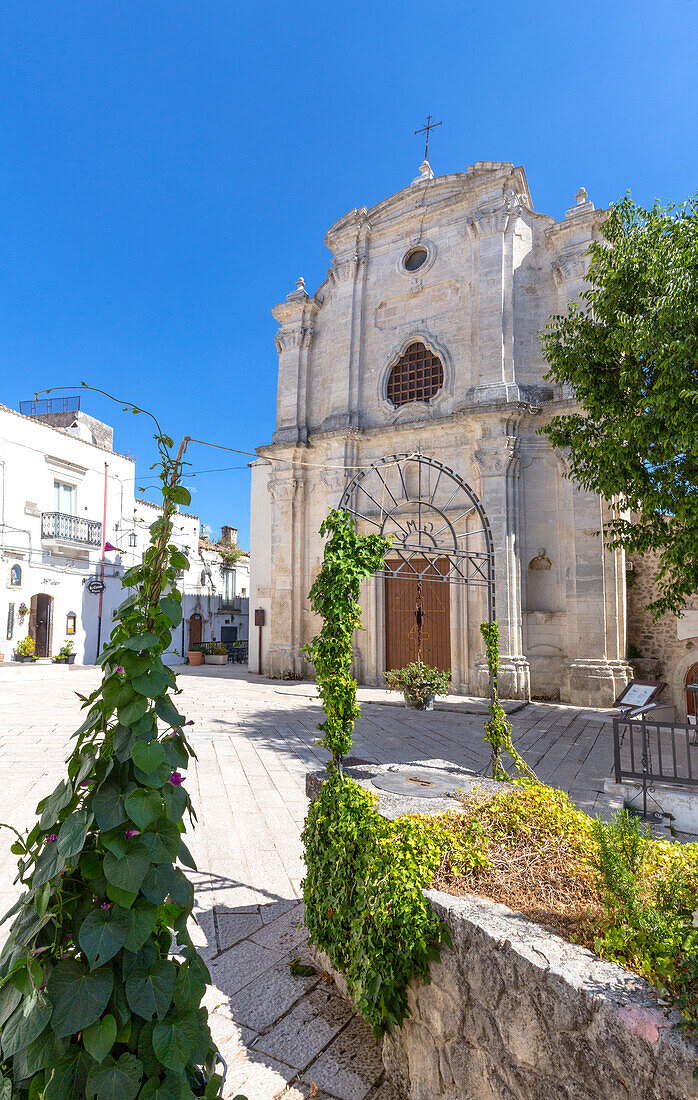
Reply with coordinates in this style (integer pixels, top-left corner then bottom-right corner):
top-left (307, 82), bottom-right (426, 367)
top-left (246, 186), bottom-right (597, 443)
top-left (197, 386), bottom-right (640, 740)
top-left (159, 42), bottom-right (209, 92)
top-left (313, 891), bottom-right (698, 1100)
top-left (627, 550), bottom-right (698, 717)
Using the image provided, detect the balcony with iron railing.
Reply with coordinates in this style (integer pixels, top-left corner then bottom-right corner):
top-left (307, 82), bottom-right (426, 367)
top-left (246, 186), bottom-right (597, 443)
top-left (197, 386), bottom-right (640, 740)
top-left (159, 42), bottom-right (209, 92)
top-left (219, 595), bottom-right (243, 613)
top-left (41, 512), bottom-right (102, 548)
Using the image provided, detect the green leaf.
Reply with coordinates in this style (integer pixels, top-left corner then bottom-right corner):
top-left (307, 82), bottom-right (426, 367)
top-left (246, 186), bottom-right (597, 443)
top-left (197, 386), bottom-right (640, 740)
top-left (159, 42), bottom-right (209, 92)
top-left (173, 963), bottom-right (206, 1012)
top-left (44, 1048), bottom-right (93, 1099)
top-left (82, 1013), bottom-right (117, 1064)
top-left (32, 843), bottom-right (62, 889)
top-left (159, 597), bottom-right (183, 628)
top-left (86, 1052), bottom-right (143, 1100)
top-left (123, 898), bottom-right (159, 952)
top-left (79, 908), bottom-right (130, 969)
top-left (57, 809), bottom-right (92, 861)
top-left (124, 959), bottom-right (176, 1021)
top-left (124, 788), bottom-right (162, 829)
top-left (131, 741), bottom-right (166, 774)
top-left (93, 783), bottom-right (128, 832)
top-left (0, 1077), bottom-right (10, 1100)
top-left (132, 671), bottom-right (169, 698)
top-left (141, 820), bottom-right (180, 864)
top-left (170, 486), bottom-right (191, 507)
top-left (134, 762), bottom-right (173, 789)
top-left (0, 981), bottom-right (21, 1027)
top-left (124, 633), bottom-right (160, 653)
top-left (119, 695), bottom-right (150, 726)
top-left (163, 783), bottom-right (187, 824)
top-left (169, 870), bottom-right (194, 912)
top-left (152, 1011), bottom-right (198, 1071)
top-left (38, 780), bottom-right (73, 831)
top-left (12, 1024), bottom-right (58, 1080)
top-left (48, 960), bottom-right (114, 1038)
top-left (155, 696), bottom-right (186, 728)
top-left (177, 840), bottom-right (197, 871)
top-left (103, 843), bottom-right (150, 895)
top-left (106, 882), bottom-right (138, 908)
top-left (141, 864), bottom-right (176, 906)
top-left (1, 991), bottom-right (52, 1059)
top-left (169, 551), bottom-right (189, 570)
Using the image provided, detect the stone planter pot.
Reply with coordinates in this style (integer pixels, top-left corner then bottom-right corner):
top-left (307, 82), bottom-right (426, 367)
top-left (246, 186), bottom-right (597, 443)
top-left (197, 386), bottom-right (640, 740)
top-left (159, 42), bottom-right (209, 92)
top-left (187, 650), bottom-right (204, 666)
top-left (204, 653), bottom-right (228, 665)
top-left (14, 654), bottom-right (33, 663)
top-left (404, 690), bottom-right (435, 711)
top-left (53, 654), bottom-right (76, 664)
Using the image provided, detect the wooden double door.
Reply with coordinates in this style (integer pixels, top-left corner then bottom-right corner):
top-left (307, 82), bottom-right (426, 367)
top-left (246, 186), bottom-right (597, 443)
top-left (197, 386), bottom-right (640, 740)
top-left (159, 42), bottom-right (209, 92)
top-left (384, 559), bottom-right (451, 674)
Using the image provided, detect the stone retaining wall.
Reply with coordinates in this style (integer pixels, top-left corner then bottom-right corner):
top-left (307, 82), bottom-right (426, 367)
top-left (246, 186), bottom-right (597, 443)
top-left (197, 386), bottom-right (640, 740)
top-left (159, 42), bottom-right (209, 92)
top-left (306, 764), bottom-right (698, 1100)
top-left (312, 889), bottom-right (698, 1099)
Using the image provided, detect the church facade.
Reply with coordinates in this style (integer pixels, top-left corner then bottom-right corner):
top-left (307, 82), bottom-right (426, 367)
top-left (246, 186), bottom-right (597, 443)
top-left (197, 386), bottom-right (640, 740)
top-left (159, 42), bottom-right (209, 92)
top-left (249, 159), bottom-right (634, 707)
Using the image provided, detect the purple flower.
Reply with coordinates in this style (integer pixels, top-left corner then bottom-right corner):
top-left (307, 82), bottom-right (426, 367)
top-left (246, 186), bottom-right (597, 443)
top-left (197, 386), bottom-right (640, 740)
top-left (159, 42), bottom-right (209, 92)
top-left (100, 902), bottom-right (111, 910)
top-left (79, 779), bottom-right (93, 787)
top-left (116, 665), bottom-right (124, 674)
top-left (45, 834), bottom-right (57, 843)
top-left (185, 720), bottom-right (194, 726)
top-left (104, 541), bottom-right (120, 553)
top-left (125, 829), bottom-right (139, 839)
top-left (169, 771), bottom-right (183, 786)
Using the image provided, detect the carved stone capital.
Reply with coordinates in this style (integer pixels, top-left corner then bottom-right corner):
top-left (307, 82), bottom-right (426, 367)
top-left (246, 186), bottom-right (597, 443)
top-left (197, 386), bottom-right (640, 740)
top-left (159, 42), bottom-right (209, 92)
top-left (552, 247), bottom-right (589, 285)
top-left (329, 250), bottom-right (368, 285)
top-left (473, 436), bottom-right (520, 476)
top-left (274, 323), bottom-right (315, 354)
top-left (464, 209), bottom-right (510, 240)
top-left (267, 478), bottom-right (301, 503)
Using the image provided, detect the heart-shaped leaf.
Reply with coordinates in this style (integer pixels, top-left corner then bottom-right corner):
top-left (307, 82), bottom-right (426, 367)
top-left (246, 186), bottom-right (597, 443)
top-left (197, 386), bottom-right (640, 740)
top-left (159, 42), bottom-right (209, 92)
top-left (103, 843), bottom-right (150, 895)
top-left (48, 960), bottom-right (113, 1038)
top-left (159, 597), bottom-right (183, 628)
top-left (79, 908), bottom-right (130, 969)
top-left (57, 809), bottom-right (92, 861)
top-left (82, 1013), bottom-right (116, 1064)
top-left (43, 1047), bottom-right (93, 1099)
top-left (123, 898), bottom-right (159, 952)
top-left (1, 991), bottom-right (52, 1059)
top-left (38, 780), bottom-right (73, 832)
top-left (124, 788), bottom-right (162, 829)
top-left (85, 1052), bottom-right (143, 1100)
top-left (152, 1011), bottom-right (199, 1071)
top-left (132, 671), bottom-right (169, 699)
top-left (124, 960), bottom-right (176, 1021)
top-left (131, 741), bottom-right (166, 774)
top-left (92, 783), bottom-right (128, 832)
top-left (141, 820), bottom-right (180, 864)
top-left (118, 695), bottom-right (150, 727)
top-left (141, 864), bottom-right (177, 906)
top-left (155, 697), bottom-right (186, 728)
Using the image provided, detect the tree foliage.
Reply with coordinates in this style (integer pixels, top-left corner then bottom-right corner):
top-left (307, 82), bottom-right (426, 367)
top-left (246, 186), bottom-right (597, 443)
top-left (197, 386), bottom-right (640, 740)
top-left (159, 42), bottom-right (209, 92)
top-left (541, 194), bottom-right (698, 617)
top-left (0, 431), bottom-right (225, 1099)
top-left (303, 509), bottom-right (389, 770)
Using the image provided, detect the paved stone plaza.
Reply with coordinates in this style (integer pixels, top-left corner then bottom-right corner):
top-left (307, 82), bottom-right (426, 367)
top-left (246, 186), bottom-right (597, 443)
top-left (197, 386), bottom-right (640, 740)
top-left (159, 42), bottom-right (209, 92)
top-left (0, 664), bottom-right (620, 1099)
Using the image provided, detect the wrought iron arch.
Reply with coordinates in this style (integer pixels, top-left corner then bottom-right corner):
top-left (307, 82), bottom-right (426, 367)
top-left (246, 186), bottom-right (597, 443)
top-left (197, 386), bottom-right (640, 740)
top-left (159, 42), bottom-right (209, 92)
top-left (339, 452), bottom-right (495, 623)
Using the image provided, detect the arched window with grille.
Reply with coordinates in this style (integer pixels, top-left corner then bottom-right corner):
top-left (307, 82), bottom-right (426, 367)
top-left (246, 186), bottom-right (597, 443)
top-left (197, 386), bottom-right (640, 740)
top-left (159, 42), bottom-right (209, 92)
top-left (386, 342), bottom-right (444, 407)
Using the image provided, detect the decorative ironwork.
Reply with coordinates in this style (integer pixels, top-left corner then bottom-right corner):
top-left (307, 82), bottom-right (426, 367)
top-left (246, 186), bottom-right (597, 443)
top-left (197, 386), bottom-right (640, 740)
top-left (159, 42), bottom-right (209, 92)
top-left (41, 512), bottom-right (102, 547)
top-left (613, 715), bottom-right (698, 819)
top-left (387, 343), bottom-right (444, 407)
top-left (339, 453), bottom-right (495, 623)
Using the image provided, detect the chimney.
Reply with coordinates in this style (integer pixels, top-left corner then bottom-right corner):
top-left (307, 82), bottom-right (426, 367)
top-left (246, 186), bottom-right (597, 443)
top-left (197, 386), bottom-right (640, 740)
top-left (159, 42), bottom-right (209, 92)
top-left (221, 525), bottom-right (238, 548)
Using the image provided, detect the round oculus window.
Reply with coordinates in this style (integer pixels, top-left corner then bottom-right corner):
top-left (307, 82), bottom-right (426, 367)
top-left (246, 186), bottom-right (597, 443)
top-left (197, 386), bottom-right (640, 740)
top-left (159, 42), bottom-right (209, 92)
top-left (403, 246), bottom-right (428, 272)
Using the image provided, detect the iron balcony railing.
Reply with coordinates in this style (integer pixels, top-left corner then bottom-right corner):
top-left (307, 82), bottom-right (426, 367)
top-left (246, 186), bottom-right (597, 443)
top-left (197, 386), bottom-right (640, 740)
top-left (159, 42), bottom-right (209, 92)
top-left (219, 596), bottom-right (242, 612)
top-left (41, 512), bottom-right (102, 547)
top-left (20, 396), bottom-right (81, 415)
top-left (613, 715), bottom-right (698, 818)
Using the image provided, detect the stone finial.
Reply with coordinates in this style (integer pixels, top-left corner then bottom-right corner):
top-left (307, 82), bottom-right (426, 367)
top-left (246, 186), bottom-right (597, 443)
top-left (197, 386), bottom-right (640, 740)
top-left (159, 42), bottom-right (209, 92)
top-left (565, 186), bottom-right (595, 220)
top-left (413, 160), bottom-right (434, 184)
top-left (286, 275), bottom-right (309, 302)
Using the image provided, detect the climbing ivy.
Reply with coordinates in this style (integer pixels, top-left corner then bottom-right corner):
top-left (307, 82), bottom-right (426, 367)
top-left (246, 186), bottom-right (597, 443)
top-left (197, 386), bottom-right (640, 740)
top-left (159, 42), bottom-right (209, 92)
top-left (0, 425), bottom-right (225, 1099)
top-left (303, 509), bottom-right (389, 771)
top-left (480, 621), bottom-right (535, 782)
top-left (302, 773), bottom-right (487, 1036)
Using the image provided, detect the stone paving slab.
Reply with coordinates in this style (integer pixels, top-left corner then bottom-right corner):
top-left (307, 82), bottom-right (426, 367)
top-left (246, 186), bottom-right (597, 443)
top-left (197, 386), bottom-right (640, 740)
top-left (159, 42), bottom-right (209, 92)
top-left (0, 664), bottom-right (631, 1098)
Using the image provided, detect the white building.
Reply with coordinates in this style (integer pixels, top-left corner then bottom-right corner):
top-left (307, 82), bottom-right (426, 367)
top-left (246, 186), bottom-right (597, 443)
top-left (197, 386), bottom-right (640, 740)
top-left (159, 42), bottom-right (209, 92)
top-left (0, 399), bottom-right (250, 665)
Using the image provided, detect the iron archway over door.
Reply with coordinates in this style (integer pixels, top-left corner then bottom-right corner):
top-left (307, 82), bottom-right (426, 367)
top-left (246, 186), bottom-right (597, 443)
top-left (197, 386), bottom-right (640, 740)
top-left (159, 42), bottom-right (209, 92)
top-left (339, 453), bottom-right (495, 623)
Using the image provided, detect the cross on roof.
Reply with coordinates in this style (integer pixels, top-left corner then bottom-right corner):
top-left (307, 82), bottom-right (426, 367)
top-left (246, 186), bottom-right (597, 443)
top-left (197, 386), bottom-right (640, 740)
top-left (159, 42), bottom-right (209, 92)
top-left (414, 114), bottom-right (443, 162)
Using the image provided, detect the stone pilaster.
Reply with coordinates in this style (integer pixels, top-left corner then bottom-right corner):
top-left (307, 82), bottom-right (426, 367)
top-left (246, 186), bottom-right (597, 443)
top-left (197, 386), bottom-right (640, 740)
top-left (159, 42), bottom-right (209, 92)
top-left (559, 488), bottom-right (632, 706)
top-left (266, 474), bottom-right (306, 678)
top-left (473, 433), bottom-right (530, 700)
top-left (271, 279), bottom-right (319, 446)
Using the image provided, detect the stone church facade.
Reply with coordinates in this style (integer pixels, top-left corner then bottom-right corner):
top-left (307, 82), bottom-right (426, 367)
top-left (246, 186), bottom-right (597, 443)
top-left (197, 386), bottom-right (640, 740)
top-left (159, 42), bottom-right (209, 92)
top-left (249, 159), bottom-right (634, 706)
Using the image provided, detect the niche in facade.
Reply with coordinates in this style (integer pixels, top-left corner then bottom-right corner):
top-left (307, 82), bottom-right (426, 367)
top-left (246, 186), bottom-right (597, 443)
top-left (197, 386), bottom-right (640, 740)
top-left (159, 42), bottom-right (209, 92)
top-left (527, 547), bottom-right (556, 612)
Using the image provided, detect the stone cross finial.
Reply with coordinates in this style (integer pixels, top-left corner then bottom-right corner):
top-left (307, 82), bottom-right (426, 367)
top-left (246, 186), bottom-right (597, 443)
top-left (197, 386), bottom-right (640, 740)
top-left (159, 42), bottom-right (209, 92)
top-left (575, 187), bottom-right (588, 205)
top-left (286, 275), bottom-right (310, 302)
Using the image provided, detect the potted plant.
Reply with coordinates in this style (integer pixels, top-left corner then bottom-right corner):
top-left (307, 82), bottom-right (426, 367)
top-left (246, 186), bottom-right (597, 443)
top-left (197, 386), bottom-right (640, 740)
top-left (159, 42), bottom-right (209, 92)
top-left (13, 634), bottom-right (35, 662)
top-left (17, 601), bottom-right (29, 622)
top-left (385, 659), bottom-right (451, 710)
top-left (187, 644), bottom-right (204, 666)
top-left (53, 638), bottom-right (76, 664)
top-left (204, 641), bottom-right (228, 665)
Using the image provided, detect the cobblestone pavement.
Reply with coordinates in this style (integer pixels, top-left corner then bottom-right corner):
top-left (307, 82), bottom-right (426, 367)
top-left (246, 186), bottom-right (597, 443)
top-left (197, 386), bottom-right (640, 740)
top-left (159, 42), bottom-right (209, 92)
top-left (0, 664), bottom-right (618, 1099)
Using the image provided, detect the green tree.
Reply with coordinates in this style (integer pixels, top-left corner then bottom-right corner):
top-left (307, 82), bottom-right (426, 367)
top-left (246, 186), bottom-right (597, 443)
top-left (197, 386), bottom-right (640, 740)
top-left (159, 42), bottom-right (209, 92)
top-left (541, 194), bottom-right (698, 617)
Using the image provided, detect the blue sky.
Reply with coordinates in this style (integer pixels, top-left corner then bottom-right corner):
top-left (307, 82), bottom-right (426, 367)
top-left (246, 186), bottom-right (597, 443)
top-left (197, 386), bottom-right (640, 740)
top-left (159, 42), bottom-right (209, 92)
top-left (1, 1), bottom-right (697, 547)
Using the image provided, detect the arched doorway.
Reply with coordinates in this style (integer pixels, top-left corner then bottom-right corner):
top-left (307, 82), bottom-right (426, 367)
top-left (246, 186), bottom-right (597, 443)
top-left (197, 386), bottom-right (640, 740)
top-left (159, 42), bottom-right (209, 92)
top-left (189, 613), bottom-right (203, 650)
top-left (30, 593), bottom-right (54, 658)
top-left (340, 453), bottom-right (495, 675)
top-left (685, 663), bottom-right (698, 723)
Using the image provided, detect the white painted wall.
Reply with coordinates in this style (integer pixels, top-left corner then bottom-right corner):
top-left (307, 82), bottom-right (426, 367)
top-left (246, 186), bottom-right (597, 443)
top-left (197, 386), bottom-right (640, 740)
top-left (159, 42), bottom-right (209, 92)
top-left (248, 459), bottom-right (272, 673)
